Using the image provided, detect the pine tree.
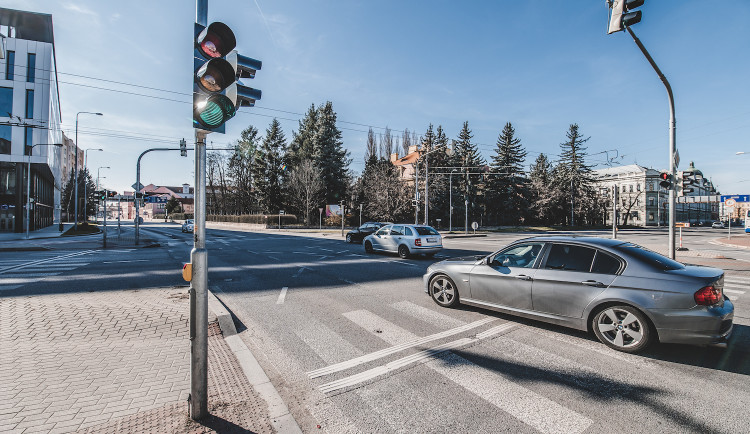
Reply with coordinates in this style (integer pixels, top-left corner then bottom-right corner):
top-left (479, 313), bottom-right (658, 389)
top-left (487, 122), bottom-right (529, 225)
top-left (425, 125), bottom-right (451, 227)
top-left (555, 123), bottom-right (595, 226)
top-left (528, 153), bottom-right (558, 225)
top-left (251, 119), bottom-right (287, 213)
top-left (451, 121), bottom-right (485, 229)
top-left (287, 104), bottom-right (318, 170)
top-left (228, 125), bottom-right (260, 213)
top-left (313, 101), bottom-right (351, 204)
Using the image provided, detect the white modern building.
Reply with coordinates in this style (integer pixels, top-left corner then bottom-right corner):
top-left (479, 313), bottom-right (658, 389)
top-left (0, 8), bottom-right (63, 233)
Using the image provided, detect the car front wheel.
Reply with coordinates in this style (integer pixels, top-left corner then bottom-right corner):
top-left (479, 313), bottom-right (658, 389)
top-left (430, 274), bottom-right (459, 308)
top-left (346, 234), bottom-right (352, 243)
top-left (364, 241), bottom-right (374, 253)
top-left (592, 305), bottom-right (653, 353)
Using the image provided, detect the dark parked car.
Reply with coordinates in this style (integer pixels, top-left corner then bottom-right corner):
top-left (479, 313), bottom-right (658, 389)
top-left (346, 222), bottom-right (389, 243)
top-left (423, 236), bottom-right (733, 353)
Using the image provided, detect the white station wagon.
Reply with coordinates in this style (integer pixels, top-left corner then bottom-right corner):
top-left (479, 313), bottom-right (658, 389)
top-left (364, 224), bottom-right (443, 259)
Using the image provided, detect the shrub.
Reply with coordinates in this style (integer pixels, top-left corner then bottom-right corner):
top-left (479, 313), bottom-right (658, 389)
top-left (207, 214), bottom-right (298, 226)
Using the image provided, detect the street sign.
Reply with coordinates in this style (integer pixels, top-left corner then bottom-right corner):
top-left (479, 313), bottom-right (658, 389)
top-left (131, 182), bottom-right (144, 191)
top-left (471, 222), bottom-right (478, 230)
top-left (721, 195), bottom-right (749, 203)
top-left (675, 222), bottom-right (690, 228)
top-left (725, 198), bottom-right (736, 208)
top-left (279, 210), bottom-right (285, 215)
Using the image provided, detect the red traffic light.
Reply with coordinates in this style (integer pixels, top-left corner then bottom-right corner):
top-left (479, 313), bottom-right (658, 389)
top-left (659, 172), bottom-right (670, 180)
top-left (196, 22), bottom-right (236, 59)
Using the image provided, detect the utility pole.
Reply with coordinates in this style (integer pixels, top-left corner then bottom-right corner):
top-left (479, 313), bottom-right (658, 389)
top-left (612, 184), bottom-right (618, 239)
top-left (414, 159), bottom-right (419, 224)
top-left (103, 190), bottom-right (107, 248)
top-left (340, 201), bottom-right (345, 237)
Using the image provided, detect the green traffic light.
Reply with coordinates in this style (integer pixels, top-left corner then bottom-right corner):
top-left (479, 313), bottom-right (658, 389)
top-left (195, 94), bottom-right (236, 129)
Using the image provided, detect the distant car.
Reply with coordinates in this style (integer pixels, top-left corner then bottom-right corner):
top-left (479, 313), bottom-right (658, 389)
top-left (364, 224), bottom-right (442, 258)
top-left (182, 219), bottom-right (194, 233)
top-left (346, 222), bottom-right (389, 243)
top-left (711, 221), bottom-right (725, 229)
top-left (423, 236), bottom-right (733, 353)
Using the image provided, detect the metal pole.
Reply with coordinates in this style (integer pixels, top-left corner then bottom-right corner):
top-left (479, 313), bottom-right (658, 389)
top-left (190, 129), bottom-right (208, 420)
top-left (465, 199), bottom-right (469, 235)
top-left (26, 155), bottom-right (31, 238)
top-left (340, 201), bottom-right (345, 237)
top-left (449, 172), bottom-right (453, 232)
top-left (424, 154), bottom-right (429, 225)
top-left (414, 159), bottom-right (419, 224)
top-left (626, 26), bottom-right (677, 259)
top-left (103, 190), bottom-right (107, 248)
top-left (612, 184), bottom-right (617, 239)
top-left (359, 203), bottom-right (362, 227)
top-left (118, 194), bottom-right (121, 236)
top-left (74, 115), bottom-right (79, 230)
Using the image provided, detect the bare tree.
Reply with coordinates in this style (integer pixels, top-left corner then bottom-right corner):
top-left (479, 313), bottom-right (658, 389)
top-left (362, 161), bottom-right (411, 222)
top-left (620, 189), bottom-right (643, 226)
top-left (365, 127), bottom-right (378, 162)
top-left (401, 128), bottom-right (411, 155)
top-left (382, 127), bottom-right (393, 157)
top-left (285, 160), bottom-right (324, 225)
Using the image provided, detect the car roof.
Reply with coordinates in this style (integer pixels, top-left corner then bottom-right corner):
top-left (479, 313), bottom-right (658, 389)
top-left (512, 235), bottom-right (627, 248)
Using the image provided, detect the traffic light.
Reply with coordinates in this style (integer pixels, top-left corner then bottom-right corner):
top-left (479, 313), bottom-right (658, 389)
top-left (608, 0), bottom-right (645, 34)
top-left (107, 191), bottom-right (117, 198)
top-left (658, 172), bottom-right (673, 189)
top-left (193, 22), bottom-right (262, 133)
top-left (679, 170), bottom-right (702, 196)
top-left (180, 138), bottom-right (187, 157)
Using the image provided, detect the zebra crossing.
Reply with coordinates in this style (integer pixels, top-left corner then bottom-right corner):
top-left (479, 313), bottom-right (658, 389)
top-left (274, 297), bottom-right (721, 433)
top-left (723, 273), bottom-right (749, 301)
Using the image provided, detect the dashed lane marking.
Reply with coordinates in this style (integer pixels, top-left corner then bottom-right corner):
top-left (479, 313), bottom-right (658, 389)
top-left (276, 287), bottom-right (288, 304)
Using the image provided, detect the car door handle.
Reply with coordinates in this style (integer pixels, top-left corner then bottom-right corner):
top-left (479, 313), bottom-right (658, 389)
top-left (515, 275), bottom-right (532, 281)
top-left (581, 280), bottom-right (604, 287)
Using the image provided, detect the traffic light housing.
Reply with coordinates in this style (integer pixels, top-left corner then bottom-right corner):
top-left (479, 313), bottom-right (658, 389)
top-left (658, 172), bottom-right (673, 189)
top-left (608, 0), bottom-right (645, 34)
top-left (180, 138), bottom-right (187, 157)
top-left (95, 190), bottom-right (105, 200)
top-left (107, 191), bottom-right (117, 198)
top-left (679, 170), bottom-right (702, 196)
top-left (193, 22), bottom-right (262, 133)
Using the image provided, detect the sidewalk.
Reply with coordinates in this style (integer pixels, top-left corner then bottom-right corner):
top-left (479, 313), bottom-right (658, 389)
top-left (713, 234), bottom-right (750, 249)
top-left (0, 287), bottom-right (279, 433)
top-left (0, 223), bottom-right (73, 243)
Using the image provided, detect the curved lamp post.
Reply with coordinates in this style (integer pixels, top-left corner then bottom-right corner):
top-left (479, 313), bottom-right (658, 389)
top-left (74, 112), bottom-right (103, 230)
top-left (27, 143), bottom-right (62, 239)
top-left (96, 166), bottom-right (110, 223)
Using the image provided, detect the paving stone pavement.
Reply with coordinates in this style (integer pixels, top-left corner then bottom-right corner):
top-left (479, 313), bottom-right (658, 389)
top-left (0, 288), bottom-right (274, 434)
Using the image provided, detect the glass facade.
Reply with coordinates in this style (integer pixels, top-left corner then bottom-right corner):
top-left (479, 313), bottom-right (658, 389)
top-left (5, 51), bottom-right (14, 80)
top-left (0, 125), bottom-right (11, 154)
top-left (25, 127), bottom-right (33, 155)
top-left (25, 89), bottom-right (34, 119)
top-left (0, 87), bottom-right (12, 117)
top-left (27, 53), bottom-right (36, 82)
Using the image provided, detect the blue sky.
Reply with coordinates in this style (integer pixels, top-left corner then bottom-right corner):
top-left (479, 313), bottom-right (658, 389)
top-left (13, 0), bottom-right (750, 195)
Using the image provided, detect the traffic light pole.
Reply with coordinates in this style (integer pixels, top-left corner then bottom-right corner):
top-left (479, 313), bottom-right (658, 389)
top-left (625, 26), bottom-right (677, 259)
top-left (190, 129), bottom-right (209, 420)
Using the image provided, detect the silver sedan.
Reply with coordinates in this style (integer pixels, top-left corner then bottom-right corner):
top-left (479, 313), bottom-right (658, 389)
top-left (423, 236), bottom-right (733, 353)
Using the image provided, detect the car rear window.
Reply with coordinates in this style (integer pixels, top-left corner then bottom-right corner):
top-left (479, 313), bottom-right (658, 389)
top-left (613, 243), bottom-right (684, 270)
top-left (415, 226), bottom-right (439, 236)
top-left (591, 251), bottom-right (621, 274)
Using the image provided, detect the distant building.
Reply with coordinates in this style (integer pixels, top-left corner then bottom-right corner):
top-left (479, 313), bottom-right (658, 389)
top-left (592, 162), bottom-right (719, 227)
top-left (128, 183), bottom-right (194, 221)
top-left (0, 8), bottom-right (63, 232)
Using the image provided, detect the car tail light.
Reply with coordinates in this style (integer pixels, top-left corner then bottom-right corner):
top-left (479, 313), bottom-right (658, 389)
top-left (694, 285), bottom-right (722, 306)
top-left (415, 238), bottom-right (422, 246)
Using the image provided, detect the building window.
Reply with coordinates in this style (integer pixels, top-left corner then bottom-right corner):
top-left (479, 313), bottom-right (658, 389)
top-left (25, 89), bottom-right (34, 119)
top-left (26, 53), bottom-right (36, 83)
top-left (649, 212), bottom-right (655, 221)
top-left (629, 185), bottom-right (634, 193)
top-left (0, 87), bottom-right (12, 117)
top-left (5, 51), bottom-right (14, 80)
top-left (0, 125), bottom-right (11, 154)
top-left (25, 127), bottom-right (33, 155)
top-left (648, 183), bottom-right (653, 191)
top-left (649, 197), bottom-right (655, 206)
top-left (637, 183), bottom-right (641, 191)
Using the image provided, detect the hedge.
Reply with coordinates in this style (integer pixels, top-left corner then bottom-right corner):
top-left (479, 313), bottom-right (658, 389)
top-left (170, 213), bottom-right (194, 220)
top-left (207, 214), bottom-right (298, 225)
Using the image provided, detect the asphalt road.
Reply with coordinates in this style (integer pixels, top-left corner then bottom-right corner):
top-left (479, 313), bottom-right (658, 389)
top-left (2, 223), bottom-right (749, 433)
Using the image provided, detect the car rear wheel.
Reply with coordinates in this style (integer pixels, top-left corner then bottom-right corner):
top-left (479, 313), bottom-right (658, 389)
top-left (430, 274), bottom-right (459, 308)
top-left (364, 241), bottom-right (373, 253)
top-left (592, 305), bottom-right (652, 353)
top-left (398, 245), bottom-right (410, 259)
top-left (346, 234), bottom-right (352, 243)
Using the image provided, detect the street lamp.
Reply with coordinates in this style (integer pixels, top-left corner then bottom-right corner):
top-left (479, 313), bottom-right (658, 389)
top-left (83, 148), bottom-right (103, 223)
top-left (26, 143), bottom-right (63, 239)
top-left (96, 166), bottom-right (110, 223)
top-left (74, 111), bottom-right (103, 230)
top-left (737, 152), bottom-right (747, 155)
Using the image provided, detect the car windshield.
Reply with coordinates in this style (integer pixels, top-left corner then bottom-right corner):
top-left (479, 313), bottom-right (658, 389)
top-left (415, 226), bottom-right (439, 236)
top-left (613, 243), bottom-right (684, 271)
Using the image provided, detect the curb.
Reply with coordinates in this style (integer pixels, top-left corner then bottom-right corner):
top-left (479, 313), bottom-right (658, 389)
top-left (208, 289), bottom-right (302, 434)
top-left (710, 238), bottom-right (750, 250)
top-left (442, 234), bottom-right (488, 239)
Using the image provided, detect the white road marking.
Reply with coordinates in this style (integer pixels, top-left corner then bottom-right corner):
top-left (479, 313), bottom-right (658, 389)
top-left (390, 301), bottom-right (466, 328)
top-left (268, 256), bottom-right (280, 261)
top-left (102, 259), bottom-right (149, 264)
top-left (291, 267), bottom-right (307, 278)
top-left (318, 323), bottom-right (516, 394)
top-left (276, 287), bottom-right (288, 304)
top-left (0, 250), bottom-right (97, 275)
top-left (329, 311), bottom-right (590, 434)
top-left (342, 279), bottom-right (355, 285)
top-left (295, 321), bottom-right (362, 365)
top-left (308, 315), bottom-right (496, 379)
